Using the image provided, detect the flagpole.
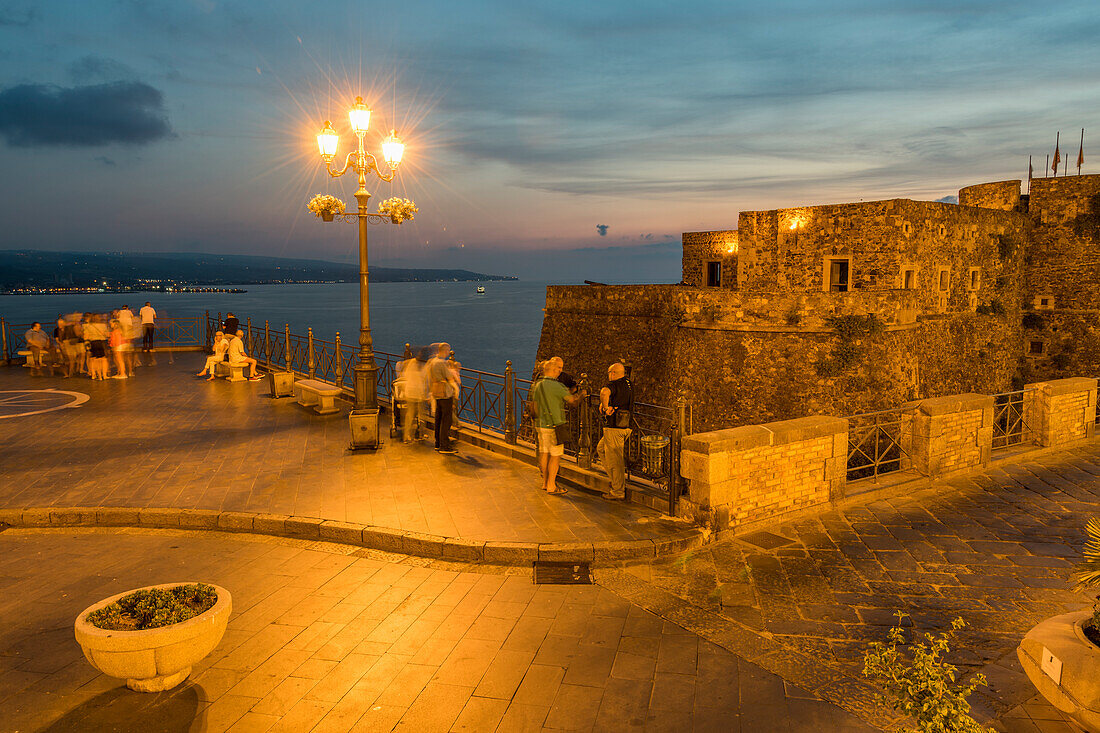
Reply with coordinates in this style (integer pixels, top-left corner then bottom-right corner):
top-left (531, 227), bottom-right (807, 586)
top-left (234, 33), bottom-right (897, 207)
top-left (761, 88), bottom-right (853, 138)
top-left (1028, 155), bottom-right (1032, 195)
top-left (1046, 154), bottom-right (1050, 178)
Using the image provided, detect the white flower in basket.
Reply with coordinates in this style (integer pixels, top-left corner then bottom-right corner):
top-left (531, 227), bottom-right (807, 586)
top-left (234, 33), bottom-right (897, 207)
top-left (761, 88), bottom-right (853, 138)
top-left (307, 194), bottom-right (346, 222)
top-left (378, 197), bottom-right (419, 224)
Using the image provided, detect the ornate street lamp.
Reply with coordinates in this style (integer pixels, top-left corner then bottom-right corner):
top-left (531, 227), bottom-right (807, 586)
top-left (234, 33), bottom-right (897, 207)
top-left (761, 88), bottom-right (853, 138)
top-left (314, 96), bottom-right (407, 449)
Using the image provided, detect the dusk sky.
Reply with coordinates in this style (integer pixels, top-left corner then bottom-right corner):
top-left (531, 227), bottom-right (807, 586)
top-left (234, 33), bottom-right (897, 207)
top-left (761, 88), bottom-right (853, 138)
top-left (0, 1), bottom-right (1097, 282)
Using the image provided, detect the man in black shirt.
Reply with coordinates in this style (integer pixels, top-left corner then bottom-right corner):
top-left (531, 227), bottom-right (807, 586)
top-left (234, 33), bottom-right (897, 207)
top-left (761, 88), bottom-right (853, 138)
top-left (598, 362), bottom-right (633, 500)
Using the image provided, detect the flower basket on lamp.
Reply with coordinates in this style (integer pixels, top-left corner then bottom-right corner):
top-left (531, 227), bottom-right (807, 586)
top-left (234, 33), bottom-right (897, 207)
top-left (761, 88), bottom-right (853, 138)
top-left (307, 194), bottom-right (346, 222)
top-left (377, 197), bottom-right (418, 224)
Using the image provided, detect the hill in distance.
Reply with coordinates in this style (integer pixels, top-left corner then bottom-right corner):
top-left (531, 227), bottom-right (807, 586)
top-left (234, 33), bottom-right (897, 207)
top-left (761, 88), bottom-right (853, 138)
top-left (0, 250), bottom-right (517, 289)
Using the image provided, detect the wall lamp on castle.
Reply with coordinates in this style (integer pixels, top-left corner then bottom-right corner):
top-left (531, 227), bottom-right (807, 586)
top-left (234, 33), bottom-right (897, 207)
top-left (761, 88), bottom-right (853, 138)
top-left (313, 95), bottom-right (408, 450)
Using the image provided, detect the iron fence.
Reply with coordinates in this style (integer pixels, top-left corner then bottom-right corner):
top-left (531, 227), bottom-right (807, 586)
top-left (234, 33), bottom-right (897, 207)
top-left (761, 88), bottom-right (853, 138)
top-left (992, 389), bottom-right (1032, 450)
top-left (845, 407), bottom-right (916, 483)
top-left (1, 316), bottom-right (205, 361)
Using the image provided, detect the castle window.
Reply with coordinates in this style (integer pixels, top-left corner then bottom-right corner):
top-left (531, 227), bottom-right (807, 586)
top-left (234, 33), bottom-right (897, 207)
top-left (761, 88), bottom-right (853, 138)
top-left (1034, 295), bottom-right (1054, 310)
top-left (937, 267), bottom-right (950, 292)
top-left (1028, 340), bottom-right (1046, 356)
top-left (706, 261), bottom-right (721, 287)
top-left (825, 257), bottom-right (850, 292)
top-left (967, 267), bottom-right (981, 291)
top-left (901, 267), bottom-right (918, 289)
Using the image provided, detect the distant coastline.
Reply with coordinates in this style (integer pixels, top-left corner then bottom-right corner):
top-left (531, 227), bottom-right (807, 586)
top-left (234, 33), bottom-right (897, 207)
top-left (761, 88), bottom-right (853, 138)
top-left (0, 249), bottom-right (518, 294)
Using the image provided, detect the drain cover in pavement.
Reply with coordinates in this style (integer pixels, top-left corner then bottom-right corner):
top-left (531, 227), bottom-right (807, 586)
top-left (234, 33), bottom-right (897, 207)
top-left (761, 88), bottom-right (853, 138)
top-left (739, 531), bottom-right (794, 549)
top-left (533, 561), bottom-right (592, 585)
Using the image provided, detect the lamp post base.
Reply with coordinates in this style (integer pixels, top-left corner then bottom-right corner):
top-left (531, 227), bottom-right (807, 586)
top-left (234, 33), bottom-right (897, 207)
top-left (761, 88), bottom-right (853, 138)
top-left (348, 408), bottom-right (382, 450)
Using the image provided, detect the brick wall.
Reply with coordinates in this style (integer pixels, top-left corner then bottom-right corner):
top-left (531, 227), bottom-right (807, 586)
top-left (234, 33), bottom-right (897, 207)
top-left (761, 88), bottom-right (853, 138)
top-left (908, 394), bottom-right (992, 477)
top-left (679, 416), bottom-right (846, 531)
top-left (1024, 377), bottom-right (1097, 447)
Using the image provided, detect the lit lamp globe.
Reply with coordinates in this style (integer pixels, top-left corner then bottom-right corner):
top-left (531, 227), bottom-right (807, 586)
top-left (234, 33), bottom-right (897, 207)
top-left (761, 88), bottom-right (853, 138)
top-left (317, 121), bottom-right (339, 161)
top-left (382, 131), bottom-right (404, 167)
top-left (349, 96), bottom-right (371, 135)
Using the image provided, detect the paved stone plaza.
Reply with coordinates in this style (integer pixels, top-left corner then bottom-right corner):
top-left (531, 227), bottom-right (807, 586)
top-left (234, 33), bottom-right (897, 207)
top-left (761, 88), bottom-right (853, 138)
top-left (1, 359), bottom-right (1096, 731)
top-left (0, 360), bottom-right (688, 548)
top-left (0, 529), bottom-right (875, 732)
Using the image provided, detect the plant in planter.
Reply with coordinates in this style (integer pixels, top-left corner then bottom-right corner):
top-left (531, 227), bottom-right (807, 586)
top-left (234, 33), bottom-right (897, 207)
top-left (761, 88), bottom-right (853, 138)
top-left (307, 194), bottom-right (346, 222)
top-left (377, 197), bottom-right (418, 224)
top-left (1018, 518), bottom-right (1100, 730)
top-left (74, 582), bottom-right (231, 692)
top-left (863, 614), bottom-right (992, 733)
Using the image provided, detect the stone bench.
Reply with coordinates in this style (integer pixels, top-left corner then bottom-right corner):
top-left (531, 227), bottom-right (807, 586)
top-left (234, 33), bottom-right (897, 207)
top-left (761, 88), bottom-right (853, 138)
top-left (293, 379), bottom-right (342, 415)
top-left (213, 361), bottom-right (247, 382)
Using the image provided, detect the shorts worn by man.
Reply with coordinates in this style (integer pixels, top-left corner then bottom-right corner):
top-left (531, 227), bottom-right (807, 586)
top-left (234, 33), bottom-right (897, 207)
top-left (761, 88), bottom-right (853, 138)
top-left (597, 362), bottom-right (634, 500)
top-left (529, 358), bottom-right (579, 495)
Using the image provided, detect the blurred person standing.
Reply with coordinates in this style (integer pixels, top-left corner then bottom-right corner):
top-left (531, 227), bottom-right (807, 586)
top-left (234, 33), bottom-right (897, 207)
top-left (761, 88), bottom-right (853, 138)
top-left (84, 314), bottom-right (110, 380)
top-left (428, 342), bottom-right (459, 454)
top-left (398, 347), bottom-right (428, 442)
top-left (109, 319), bottom-right (130, 379)
top-left (597, 362), bottom-right (634, 501)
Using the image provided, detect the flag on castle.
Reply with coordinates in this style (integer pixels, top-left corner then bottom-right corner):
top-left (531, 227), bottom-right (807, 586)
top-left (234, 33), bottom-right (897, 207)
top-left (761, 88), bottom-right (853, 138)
top-left (1053, 131), bottom-right (1061, 175)
top-left (1078, 128), bottom-right (1085, 174)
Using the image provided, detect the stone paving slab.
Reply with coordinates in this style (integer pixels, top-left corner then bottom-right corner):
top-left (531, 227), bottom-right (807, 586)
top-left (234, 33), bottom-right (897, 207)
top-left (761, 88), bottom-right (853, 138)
top-left (612, 442), bottom-right (1100, 729)
top-left (0, 527), bottom-right (877, 732)
top-left (0, 361), bottom-right (699, 558)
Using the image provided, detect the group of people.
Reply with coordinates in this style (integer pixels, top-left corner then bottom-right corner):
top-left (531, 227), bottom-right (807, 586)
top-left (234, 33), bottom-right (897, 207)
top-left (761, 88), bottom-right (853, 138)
top-left (528, 357), bottom-right (634, 500)
top-left (197, 315), bottom-right (261, 382)
top-left (395, 342), bottom-right (462, 454)
top-left (23, 302), bottom-right (157, 380)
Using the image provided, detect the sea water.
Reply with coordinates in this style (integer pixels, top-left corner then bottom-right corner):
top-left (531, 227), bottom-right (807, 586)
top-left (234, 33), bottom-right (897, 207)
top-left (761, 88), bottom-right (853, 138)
top-left (0, 281), bottom-right (555, 377)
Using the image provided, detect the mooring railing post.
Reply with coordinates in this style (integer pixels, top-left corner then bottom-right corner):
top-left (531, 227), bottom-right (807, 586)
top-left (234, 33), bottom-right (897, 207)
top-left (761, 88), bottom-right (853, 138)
top-left (504, 360), bottom-right (516, 444)
top-left (204, 310), bottom-right (211, 354)
top-left (284, 324), bottom-right (291, 372)
top-left (577, 373), bottom-right (593, 469)
top-left (334, 332), bottom-right (343, 386)
top-left (1, 318), bottom-right (8, 365)
top-left (307, 327), bottom-right (316, 379)
top-left (246, 317), bottom-right (253, 356)
top-left (264, 320), bottom-right (272, 370)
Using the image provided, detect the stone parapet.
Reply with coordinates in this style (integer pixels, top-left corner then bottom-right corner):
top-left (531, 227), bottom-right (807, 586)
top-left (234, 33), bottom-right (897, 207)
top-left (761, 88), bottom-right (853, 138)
top-left (909, 393), bottom-right (993, 477)
top-left (1024, 377), bottom-right (1097, 447)
top-left (680, 415), bottom-right (848, 531)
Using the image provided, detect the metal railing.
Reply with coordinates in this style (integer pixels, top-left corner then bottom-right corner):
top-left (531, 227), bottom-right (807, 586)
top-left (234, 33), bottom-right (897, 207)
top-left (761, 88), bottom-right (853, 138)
top-left (845, 406), bottom-right (916, 483)
top-left (202, 313), bottom-right (689, 511)
top-left (1, 316), bottom-right (205, 362)
top-left (992, 389), bottom-right (1033, 450)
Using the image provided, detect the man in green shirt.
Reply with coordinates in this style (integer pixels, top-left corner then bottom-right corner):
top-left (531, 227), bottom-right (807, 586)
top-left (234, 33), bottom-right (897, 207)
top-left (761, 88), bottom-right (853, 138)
top-left (529, 358), bottom-right (580, 495)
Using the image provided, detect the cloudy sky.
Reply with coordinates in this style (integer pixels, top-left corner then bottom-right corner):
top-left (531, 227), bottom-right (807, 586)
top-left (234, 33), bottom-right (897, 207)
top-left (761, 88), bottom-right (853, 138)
top-left (0, 0), bottom-right (1097, 282)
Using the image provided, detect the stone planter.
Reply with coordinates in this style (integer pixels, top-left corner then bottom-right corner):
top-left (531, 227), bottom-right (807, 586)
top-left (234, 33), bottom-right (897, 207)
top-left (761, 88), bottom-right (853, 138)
top-left (74, 583), bottom-right (232, 692)
top-left (1018, 610), bottom-right (1100, 732)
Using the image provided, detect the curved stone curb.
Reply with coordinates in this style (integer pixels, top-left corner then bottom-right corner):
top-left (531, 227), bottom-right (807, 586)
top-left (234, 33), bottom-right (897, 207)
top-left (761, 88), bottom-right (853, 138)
top-left (0, 506), bottom-right (707, 566)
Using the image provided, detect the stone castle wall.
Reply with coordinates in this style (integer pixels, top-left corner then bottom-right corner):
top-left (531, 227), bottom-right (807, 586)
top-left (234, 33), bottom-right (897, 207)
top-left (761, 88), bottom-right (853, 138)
top-left (682, 230), bottom-right (738, 287)
top-left (535, 172), bottom-right (1100, 431)
top-left (959, 180), bottom-right (1021, 211)
top-left (537, 286), bottom-right (1020, 430)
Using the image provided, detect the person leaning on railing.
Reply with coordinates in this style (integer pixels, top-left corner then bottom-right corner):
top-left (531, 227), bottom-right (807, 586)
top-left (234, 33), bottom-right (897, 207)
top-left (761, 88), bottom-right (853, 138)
top-left (597, 362), bottom-right (634, 501)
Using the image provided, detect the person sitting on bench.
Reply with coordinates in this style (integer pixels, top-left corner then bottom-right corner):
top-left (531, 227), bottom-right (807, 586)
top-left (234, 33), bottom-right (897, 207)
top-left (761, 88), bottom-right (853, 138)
top-left (228, 330), bottom-right (262, 381)
top-left (197, 331), bottom-right (229, 381)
